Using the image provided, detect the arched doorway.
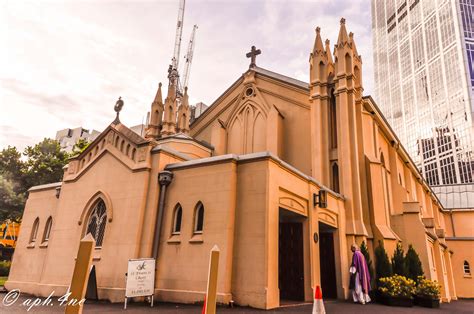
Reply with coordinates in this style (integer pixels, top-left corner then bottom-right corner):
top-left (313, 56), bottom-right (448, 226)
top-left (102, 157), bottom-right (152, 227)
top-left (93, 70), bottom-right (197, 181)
top-left (318, 222), bottom-right (337, 299)
top-left (278, 208), bottom-right (305, 302)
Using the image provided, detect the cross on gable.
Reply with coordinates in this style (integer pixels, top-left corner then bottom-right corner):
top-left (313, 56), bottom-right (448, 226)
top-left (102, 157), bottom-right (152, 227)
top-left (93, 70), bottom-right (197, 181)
top-left (246, 45), bottom-right (261, 68)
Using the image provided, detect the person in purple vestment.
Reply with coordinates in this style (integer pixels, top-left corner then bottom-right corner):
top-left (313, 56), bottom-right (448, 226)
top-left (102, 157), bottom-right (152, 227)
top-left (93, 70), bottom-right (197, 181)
top-left (349, 244), bottom-right (371, 304)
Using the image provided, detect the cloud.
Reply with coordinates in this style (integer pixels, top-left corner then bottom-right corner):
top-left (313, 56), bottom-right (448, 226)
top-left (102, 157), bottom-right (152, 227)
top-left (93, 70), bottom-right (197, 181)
top-left (0, 0), bottom-right (374, 150)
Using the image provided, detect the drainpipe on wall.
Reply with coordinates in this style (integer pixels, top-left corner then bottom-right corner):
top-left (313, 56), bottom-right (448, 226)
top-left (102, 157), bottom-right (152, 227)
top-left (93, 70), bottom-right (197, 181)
top-left (152, 170), bottom-right (174, 259)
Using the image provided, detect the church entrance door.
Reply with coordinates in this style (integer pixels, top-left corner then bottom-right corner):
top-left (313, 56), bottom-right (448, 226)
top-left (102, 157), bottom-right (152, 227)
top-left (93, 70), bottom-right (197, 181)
top-left (319, 222), bottom-right (337, 298)
top-left (279, 221), bottom-right (304, 301)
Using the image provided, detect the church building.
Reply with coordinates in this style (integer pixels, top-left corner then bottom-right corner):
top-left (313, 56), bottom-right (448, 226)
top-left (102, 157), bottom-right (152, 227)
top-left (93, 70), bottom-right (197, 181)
top-left (7, 20), bottom-right (463, 309)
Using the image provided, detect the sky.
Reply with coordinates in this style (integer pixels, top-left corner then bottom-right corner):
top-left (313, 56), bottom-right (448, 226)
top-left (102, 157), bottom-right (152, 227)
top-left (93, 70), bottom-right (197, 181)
top-left (0, 0), bottom-right (374, 152)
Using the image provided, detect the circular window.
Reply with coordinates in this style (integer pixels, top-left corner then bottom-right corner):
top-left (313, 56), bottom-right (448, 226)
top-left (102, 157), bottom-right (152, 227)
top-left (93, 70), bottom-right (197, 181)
top-left (245, 87), bottom-right (254, 97)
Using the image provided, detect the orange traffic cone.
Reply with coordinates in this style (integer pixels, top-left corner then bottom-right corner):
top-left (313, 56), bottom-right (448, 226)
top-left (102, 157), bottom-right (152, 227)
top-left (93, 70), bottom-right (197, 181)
top-left (201, 295), bottom-right (206, 314)
top-left (312, 285), bottom-right (326, 314)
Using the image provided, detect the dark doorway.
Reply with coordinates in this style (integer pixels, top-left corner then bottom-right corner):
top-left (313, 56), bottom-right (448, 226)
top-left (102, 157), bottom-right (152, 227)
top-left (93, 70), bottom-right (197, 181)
top-left (279, 222), bottom-right (304, 301)
top-left (319, 223), bottom-right (338, 299)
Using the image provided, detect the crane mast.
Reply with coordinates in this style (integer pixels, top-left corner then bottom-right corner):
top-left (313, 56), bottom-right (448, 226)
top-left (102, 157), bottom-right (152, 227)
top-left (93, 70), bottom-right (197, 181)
top-left (171, 0), bottom-right (185, 71)
top-left (182, 25), bottom-right (198, 89)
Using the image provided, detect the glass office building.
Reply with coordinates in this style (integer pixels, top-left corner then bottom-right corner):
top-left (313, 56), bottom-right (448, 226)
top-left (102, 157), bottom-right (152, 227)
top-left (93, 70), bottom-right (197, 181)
top-left (371, 0), bottom-right (474, 209)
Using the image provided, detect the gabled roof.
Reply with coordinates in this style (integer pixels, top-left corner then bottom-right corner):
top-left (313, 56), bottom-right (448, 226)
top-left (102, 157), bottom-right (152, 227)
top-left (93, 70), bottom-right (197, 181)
top-left (190, 66), bottom-right (309, 128)
top-left (154, 132), bottom-right (214, 150)
top-left (112, 122), bottom-right (149, 145)
top-left (253, 67), bottom-right (309, 90)
top-left (70, 121), bottom-right (150, 161)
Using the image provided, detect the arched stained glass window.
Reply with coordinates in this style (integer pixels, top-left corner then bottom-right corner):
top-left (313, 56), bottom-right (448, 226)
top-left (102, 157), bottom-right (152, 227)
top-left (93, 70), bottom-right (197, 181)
top-left (194, 202), bottom-right (204, 233)
top-left (86, 199), bottom-right (107, 247)
top-left (42, 216), bottom-right (52, 242)
top-left (172, 204), bottom-right (182, 234)
top-left (29, 218), bottom-right (40, 244)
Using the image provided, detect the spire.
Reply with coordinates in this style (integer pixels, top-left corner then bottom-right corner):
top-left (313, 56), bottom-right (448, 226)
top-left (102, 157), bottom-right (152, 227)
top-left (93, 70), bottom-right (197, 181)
top-left (182, 86), bottom-right (189, 108)
top-left (176, 87), bottom-right (191, 134)
top-left (154, 82), bottom-right (163, 104)
top-left (313, 27), bottom-right (324, 54)
top-left (145, 82), bottom-right (165, 139)
top-left (349, 32), bottom-right (359, 57)
top-left (325, 39), bottom-right (334, 65)
top-left (337, 17), bottom-right (349, 46)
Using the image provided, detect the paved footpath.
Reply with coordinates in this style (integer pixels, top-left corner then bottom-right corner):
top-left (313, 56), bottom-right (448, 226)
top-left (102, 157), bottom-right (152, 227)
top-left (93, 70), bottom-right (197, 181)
top-left (0, 294), bottom-right (472, 313)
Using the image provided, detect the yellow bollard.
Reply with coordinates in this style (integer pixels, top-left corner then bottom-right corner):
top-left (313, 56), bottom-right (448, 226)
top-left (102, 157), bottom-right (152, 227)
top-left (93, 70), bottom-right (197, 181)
top-left (65, 234), bottom-right (95, 314)
top-left (204, 245), bottom-right (220, 314)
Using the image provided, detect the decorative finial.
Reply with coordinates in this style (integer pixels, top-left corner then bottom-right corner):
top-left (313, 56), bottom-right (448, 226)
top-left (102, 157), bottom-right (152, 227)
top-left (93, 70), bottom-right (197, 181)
top-left (325, 39), bottom-right (330, 45)
top-left (159, 82), bottom-right (162, 87)
top-left (246, 45), bottom-right (261, 69)
top-left (340, 17), bottom-right (346, 25)
top-left (316, 27), bottom-right (321, 34)
top-left (349, 32), bottom-right (354, 38)
top-left (113, 96), bottom-right (124, 124)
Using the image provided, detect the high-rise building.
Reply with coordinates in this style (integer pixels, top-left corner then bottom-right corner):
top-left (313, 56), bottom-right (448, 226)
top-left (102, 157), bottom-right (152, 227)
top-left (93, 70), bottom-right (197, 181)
top-left (372, 0), bottom-right (474, 209)
top-left (55, 127), bottom-right (100, 152)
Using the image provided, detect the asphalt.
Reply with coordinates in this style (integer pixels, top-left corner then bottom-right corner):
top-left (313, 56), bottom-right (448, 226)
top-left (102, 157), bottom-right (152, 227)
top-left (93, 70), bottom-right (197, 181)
top-left (0, 294), bottom-right (473, 314)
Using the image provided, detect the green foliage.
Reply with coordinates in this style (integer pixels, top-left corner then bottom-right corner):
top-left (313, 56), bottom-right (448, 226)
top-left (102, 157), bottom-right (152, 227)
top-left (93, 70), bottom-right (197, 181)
top-left (378, 275), bottom-right (416, 298)
top-left (71, 138), bottom-right (90, 157)
top-left (375, 241), bottom-right (392, 282)
top-left (360, 241), bottom-right (375, 288)
top-left (405, 245), bottom-right (424, 282)
top-left (0, 260), bottom-right (11, 277)
top-left (0, 139), bottom-right (69, 221)
top-left (392, 242), bottom-right (407, 276)
top-left (21, 138), bottom-right (69, 190)
top-left (416, 276), bottom-right (441, 299)
top-left (0, 175), bottom-right (25, 221)
top-left (0, 146), bottom-right (23, 181)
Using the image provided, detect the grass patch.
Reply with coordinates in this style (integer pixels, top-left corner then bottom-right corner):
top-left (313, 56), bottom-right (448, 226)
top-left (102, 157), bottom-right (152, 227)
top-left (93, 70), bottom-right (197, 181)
top-left (0, 276), bottom-right (7, 286)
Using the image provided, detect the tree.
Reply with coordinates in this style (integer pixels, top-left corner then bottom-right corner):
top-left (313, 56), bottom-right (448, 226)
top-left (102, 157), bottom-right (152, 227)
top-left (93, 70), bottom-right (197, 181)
top-left (0, 146), bottom-right (23, 182)
top-left (360, 241), bottom-right (375, 288)
top-left (392, 242), bottom-right (407, 276)
top-left (0, 175), bottom-right (25, 221)
top-left (71, 138), bottom-right (90, 157)
top-left (405, 244), bottom-right (424, 282)
top-left (21, 138), bottom-right (69, 189)
top-left (375, 241), bottom-right (392, 283)
top-left (0, 139), bottom-right (69, 221)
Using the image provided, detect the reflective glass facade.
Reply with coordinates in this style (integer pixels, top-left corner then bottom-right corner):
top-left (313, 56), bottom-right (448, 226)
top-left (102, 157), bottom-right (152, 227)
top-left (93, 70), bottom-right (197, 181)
top-left (372, 0), bottom-right (474, 209)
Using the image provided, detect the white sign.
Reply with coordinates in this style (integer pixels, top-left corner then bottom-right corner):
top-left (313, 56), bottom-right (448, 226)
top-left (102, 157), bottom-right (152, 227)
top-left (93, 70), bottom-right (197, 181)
top-left (125, 258), bottom-right (155, 298)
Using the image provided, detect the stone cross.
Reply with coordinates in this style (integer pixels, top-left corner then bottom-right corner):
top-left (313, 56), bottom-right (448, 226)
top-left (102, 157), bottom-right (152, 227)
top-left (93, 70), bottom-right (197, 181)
top-left (246, 45), bottom-right (261, 68)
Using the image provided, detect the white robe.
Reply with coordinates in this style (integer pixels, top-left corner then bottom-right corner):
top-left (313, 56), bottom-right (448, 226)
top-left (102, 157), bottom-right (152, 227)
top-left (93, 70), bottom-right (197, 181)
top-left (351, 268), bottom-right (371, 304)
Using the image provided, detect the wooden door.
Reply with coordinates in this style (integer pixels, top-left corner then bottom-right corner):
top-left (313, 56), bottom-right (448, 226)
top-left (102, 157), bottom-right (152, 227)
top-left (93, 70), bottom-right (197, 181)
top-left (319, 231), bottom-right (338, 298)
top-left (279, 222), bottom-right (304, 301)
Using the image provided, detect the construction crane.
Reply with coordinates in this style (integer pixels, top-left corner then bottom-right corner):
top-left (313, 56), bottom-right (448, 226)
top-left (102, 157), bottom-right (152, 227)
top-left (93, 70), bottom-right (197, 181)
top-left (171, 0), bottom-right (185, 72)
top-left (181, 25), bottom-right (198, 90)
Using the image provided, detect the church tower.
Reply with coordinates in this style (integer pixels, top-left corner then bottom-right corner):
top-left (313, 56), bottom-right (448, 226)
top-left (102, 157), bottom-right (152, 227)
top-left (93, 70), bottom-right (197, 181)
top-left (332, 18), bottom-right (366, 237)
top-left (145, 82), bottom-right (164, 139)
top-left (161, 66), bottom-right (179, 136)
top-left (310, 18), bottom-right (367, 237)
top-left (309, 27), bottom-right (331, 186)
top-left (176, 87), bottom-right (191, 134)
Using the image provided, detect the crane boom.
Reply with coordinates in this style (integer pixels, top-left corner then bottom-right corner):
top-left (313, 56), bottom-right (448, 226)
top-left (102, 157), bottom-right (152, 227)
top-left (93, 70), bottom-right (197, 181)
top-left (182, 25), bottom-right (198, 89)
top-left (172, 0), bottom-right (185, 71)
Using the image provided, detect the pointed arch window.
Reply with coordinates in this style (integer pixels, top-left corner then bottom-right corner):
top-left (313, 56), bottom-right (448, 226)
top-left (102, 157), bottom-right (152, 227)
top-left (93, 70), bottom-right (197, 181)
top-left (464, 261), bottom-right (471, 276)
top-left (194, 202), bottom-right (204, 234)
top-left (172, 204), bottom-right (183, 234)
top-left (29, 217), bottom-right (40, 245)
top-left (85, 199), bottom-right (107, 247)
top-left (329, 88), bottom-right (337, 149)
top-left (331, 162), bottom-right (340, 193)
top-left (42, 216), bottom-right (53, 243)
